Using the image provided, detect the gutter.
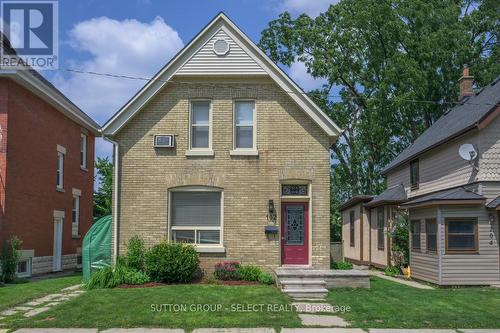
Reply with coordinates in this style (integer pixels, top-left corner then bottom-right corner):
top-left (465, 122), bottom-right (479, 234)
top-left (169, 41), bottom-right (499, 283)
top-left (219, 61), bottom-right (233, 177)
top-left (102, 135), bottom-right (119, 264)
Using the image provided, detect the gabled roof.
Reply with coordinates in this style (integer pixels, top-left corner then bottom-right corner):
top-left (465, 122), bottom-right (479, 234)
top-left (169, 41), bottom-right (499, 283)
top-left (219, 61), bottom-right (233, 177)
top-left (0, 34), bottom-right (100, 134)
top-left (400, 186), bottom-right (485, 208)
top-left (339, 195), bottom-right (373, 211)
top-left (365, 184), bottom-right (407, 208)
top-left (382, 77), bottom-right (500, 175)
top-left (101, 12), bottom-right (341, 138)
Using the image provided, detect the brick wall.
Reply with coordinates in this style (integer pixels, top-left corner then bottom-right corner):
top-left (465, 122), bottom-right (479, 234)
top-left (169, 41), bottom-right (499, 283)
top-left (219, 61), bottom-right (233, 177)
top-left (114, 76), bottom-right (331, 272)
top-left (0, 78), bottom-right (94, 272)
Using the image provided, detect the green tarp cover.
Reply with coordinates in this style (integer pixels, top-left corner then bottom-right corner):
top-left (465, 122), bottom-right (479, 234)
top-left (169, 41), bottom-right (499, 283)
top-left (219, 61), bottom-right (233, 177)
top-left (82, 215), bottom-right (112, 282)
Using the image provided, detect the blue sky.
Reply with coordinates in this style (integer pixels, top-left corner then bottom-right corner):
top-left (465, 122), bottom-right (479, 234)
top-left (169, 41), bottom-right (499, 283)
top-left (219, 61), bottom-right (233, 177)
top-left (43, 0), bottom-right (336, 159)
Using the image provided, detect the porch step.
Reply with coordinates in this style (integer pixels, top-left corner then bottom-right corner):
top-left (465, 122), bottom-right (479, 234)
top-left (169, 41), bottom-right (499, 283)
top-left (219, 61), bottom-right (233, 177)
top-left (275, 269), bottom-right (329, 300)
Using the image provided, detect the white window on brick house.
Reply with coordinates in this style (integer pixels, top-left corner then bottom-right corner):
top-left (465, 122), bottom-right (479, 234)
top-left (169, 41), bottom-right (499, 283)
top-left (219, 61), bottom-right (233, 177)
top-left (72, 189), bottom-right (81, 237)
top-left (56, 146), bottom-right (65, 190)
top-left (80, 133), bottom-right (87, 169)
top-left (169, 187), bottom-right (223, 247)
top-left (189, 101), bottom-right (212, 150)
top-left (233, 100), bottom-right (256, 150)
top-left (17, 258), bottom-right (32, 278)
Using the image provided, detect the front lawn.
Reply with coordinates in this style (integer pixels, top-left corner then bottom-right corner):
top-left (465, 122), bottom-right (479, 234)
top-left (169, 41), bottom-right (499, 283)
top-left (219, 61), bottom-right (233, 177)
top-left (5, 284), bottom-right (301, 330)
top-left (0, 274), bottom-right (82, 311)
top-left (329, 277), bottom-right (500, 329)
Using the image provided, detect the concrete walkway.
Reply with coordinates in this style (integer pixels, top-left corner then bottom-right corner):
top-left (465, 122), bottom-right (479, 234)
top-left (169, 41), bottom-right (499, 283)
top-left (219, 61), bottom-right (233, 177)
top-left (6, 329), bottom-right (500, 333)
top-left (368, 270), bottom-right (434, 289)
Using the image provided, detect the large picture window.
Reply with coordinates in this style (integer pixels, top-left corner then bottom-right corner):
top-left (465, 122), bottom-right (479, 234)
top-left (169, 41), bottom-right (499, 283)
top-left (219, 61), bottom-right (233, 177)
top-left (349, 210), bottom-right (355, 247)
top-left (426, 219), bottom-right (437, 252)
top-left (445, 218), bottom-right (478, 253)
top-left (234, 101), bottom-right (255, 150)
top-left (411, 220), bottom-right (421, 251)
top-left (170, 190), bottom-right (222, 246)
top-left (377, 208), bottom-right (385, 250)
top-left (190, 101), bottom-right (211, 150)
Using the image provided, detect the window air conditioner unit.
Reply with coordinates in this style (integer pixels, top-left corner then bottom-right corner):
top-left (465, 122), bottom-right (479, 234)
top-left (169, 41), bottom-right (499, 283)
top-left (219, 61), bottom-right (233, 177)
top-left (154, 135), bottom-right (175, 148)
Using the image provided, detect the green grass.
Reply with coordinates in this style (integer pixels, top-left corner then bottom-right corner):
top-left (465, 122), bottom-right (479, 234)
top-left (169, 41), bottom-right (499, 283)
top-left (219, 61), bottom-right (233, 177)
top-left (5, 284), bottom-right (301, 330)
top-left (328, 277), bottom-right (500, 329)
top-left (0, 274), bottom-right (82, 311)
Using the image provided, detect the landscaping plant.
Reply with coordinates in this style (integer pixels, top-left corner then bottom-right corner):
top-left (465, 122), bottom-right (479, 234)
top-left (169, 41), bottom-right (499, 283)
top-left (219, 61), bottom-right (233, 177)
top-left (0, 236), bottom-right (22, 283)
top-left (85, 258), bottom-right (151, 289)
top-left (331, 260), bottom-right (353, 270)
top-left (384, 266), bottom-right (400, 277)
top-left (258, 272), bottom-right (274, 285)
top-left (145, 241), bottom-right (199, 283)
top-left (236, 265), bottom-right (262, 281)
top-left (214, 261), bottom-right (241, 281)
top-left (126, 235), bottom-right (146, 271)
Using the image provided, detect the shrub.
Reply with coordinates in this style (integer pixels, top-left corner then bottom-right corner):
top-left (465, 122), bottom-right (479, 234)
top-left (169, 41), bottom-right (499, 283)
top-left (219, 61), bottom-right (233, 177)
top-left (84, 266), bottom-right (119, 289)
top-left (214, 261), bottom-right (240, 280)
top-left (384, 266), bottom-right (400, 277)
top-left (126, 236), bottom-right (146, 271)
top-left (331, 260), bottom-right (353, 270)
top-left (0, 236), bottom-right (22, 283)
top-left (258, 272), bottom-right (274, 285)
top-left (85, 260), bottom-right (151, 290)
top-left (236, 265), bottom-right (262, 281)
top-left (144, 241), bottom-right (199, 283)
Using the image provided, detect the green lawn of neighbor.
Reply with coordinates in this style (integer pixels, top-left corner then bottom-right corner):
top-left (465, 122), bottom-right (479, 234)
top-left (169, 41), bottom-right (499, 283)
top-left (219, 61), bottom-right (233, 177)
top-left (329, 277), bottom-right (500, 329)
top-left (4, 284), bottom-right (301, 330)
top-left (0, 274), bottom-right (82, 312)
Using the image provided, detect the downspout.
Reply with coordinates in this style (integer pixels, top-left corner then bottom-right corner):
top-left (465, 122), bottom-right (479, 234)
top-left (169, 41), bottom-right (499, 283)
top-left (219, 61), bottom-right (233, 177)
top-left (103, 135), bottom-right (119, 264)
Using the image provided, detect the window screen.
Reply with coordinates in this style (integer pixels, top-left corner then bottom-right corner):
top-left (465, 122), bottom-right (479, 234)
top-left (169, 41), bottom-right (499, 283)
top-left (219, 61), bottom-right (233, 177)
top-left (171, 192), bottom-right (221, 227)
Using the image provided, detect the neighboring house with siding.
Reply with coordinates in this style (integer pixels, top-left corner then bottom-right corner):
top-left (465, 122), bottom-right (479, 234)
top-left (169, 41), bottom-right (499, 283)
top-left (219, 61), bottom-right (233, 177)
top-left (0, 36), bottom-right (100, 277)
top-left (101, 13), bottom-right (341, 273)
top-left (341, 70), bottom-right (500, 286)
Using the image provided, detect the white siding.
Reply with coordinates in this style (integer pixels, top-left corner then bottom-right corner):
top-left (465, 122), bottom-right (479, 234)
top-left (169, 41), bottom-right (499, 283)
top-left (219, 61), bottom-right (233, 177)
top-left (177, 29), bottom-right (266, 75)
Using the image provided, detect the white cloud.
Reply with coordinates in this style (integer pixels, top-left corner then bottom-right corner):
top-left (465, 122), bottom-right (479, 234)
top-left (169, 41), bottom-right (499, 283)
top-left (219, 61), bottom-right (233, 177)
top-left (279, 0), bottom-right (338, 17)
top-left (54, 16), bottom-right (183, 158)
top-left (288, 61), bottom-right (326, 92)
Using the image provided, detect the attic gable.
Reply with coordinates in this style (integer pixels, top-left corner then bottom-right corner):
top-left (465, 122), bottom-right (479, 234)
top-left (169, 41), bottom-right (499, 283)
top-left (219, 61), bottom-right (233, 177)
top-left (177, 29), bottom-right (265, 75)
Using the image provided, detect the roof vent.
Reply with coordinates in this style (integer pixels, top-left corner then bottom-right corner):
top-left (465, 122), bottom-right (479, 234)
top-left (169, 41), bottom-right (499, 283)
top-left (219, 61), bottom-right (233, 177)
top-left (213, 39), bottom-right (230, 56)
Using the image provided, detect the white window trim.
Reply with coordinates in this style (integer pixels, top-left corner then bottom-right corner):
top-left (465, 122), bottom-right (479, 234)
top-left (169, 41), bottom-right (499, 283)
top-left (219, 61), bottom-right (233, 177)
top-left (56, 149), bottom-right (65, 191)
top-left (72, 189), bottom-right (81, 238)
top-left (16, 258), bottom-right (32, 278)
top-left (230, 99), bottom-right (258, 156)
top-left (80, 133), bottom-right (88, 171)
top-left (168, 186), bottom-right (224, 252)
top-left (187, 100), bottom-right (213, 156)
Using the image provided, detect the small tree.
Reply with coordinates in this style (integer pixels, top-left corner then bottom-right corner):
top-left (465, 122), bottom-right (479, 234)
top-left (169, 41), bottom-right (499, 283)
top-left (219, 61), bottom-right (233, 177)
top-left (0, 236), bottom-right (22, 283)
top-left (389, 210), bottom-right (409, 267)
top-left (94, 157), bottom-right (113, 219)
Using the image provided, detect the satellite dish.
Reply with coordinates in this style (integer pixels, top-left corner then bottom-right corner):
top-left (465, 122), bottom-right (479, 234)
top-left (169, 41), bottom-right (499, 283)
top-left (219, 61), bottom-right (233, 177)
top-left (459, 144), bottom-right (478, 161)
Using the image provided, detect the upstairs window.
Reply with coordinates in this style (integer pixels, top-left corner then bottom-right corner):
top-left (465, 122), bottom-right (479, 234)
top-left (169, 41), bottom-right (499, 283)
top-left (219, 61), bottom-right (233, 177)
top-left (410, 160), bottom-right (420, 190)
top-left (445, 219), bottom-right (478, 253)
top-left (377, 208), bottom-right (385, 250)
top-left (190, 101), bottom-right (211, 150)
top-left (234, 101), bottom-right (255, 149)
top-left (349, 210), bottom-right (355, 247)
top-left (411, 220), bottom-right (421, 251)
top-left (80, 133), bottom-right (87, 169)
top-left (56, 151), bottom-right (64, 190)
top-left (426, 219), bottom-right (437, 252)
top-left (72, 191), bottom-right (81, 237)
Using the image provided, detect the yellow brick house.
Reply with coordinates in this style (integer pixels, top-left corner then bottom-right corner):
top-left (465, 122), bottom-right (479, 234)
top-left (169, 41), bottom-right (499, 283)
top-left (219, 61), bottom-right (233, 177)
top-left (101, 13), bottom-right (342, 274)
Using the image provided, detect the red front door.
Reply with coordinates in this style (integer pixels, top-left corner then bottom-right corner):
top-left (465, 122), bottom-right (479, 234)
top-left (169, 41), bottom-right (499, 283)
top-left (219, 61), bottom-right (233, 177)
top-left (281, 202), bottom-right (309, 265)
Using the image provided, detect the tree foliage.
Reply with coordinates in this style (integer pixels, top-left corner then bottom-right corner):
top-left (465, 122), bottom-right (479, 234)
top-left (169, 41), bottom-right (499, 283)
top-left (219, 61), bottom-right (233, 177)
top-left (259, 0), bottom-right (500, 234)
top-left (94, 157), bottom-right (113, 219)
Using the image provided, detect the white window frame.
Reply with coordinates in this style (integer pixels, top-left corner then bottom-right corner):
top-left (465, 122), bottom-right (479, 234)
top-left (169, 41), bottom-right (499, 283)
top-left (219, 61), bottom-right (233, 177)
top-left (72, 189), bottom-right (81, 238)
top-left (16, 258), bottom-right (32, 278)
top-left (186, 100), bottom-right (213, 156)
top-left (80, 133), bottom-right (88, 170)
top-left (168, 186), bottom-right (224, 252)
top-left (56, 146), bottom-right (65, 191)
top-left (231, 100), bottom-right (258, 156)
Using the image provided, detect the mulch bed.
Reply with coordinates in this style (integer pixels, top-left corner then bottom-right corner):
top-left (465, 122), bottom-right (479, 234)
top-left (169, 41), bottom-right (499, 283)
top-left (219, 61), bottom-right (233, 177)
top-left (117, 279), bottom-right (259, 288)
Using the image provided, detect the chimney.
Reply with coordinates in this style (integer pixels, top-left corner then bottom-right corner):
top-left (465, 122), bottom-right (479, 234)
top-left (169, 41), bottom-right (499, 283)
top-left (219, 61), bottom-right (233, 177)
top-left (459, 67), bottom-right (474, 101)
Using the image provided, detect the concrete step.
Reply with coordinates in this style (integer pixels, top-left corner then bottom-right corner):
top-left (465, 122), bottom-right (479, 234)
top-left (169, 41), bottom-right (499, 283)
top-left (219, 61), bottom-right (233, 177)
top-left (284, 291), bottom-right (328, 300)
top-left (278, 278), bottom-right (326, 287)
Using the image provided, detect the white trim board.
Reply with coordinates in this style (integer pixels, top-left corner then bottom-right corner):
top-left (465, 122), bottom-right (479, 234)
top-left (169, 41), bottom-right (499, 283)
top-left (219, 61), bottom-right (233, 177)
top-left (101, 13), bottom-right (342, 139)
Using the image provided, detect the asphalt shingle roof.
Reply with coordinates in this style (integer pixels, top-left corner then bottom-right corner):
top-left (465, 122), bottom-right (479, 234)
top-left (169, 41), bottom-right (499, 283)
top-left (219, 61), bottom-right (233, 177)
top-left (365, 184), bottom-right (407, 208)
top-left (339, 195), bottom-right (374, 211)
top-left (401, 187), bottom-right (485, 207)
top-left (382, 77), bottom-right (500, 174)
top-left (486, 195), bottom-right (500, 209)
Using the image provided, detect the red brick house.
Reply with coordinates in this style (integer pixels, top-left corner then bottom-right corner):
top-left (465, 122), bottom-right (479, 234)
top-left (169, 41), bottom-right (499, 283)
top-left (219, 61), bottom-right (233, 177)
top-left (0, 37), bottom-right (100, 277)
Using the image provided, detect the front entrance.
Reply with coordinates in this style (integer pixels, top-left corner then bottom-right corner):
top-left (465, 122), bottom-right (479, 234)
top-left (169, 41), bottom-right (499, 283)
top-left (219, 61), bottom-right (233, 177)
top-left (53, 217), bottom-right (63, 271)
top-left (281, 202), bottom-right (309, 265)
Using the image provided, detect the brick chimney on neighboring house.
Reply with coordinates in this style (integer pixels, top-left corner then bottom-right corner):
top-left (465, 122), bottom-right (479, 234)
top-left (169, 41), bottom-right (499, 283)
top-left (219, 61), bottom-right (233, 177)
top-left (459, 67), bottom-right (474, 101)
